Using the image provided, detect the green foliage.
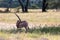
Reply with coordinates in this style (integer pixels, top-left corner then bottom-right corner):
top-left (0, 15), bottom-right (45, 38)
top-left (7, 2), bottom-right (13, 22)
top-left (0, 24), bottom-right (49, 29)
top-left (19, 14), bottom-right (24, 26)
top-left (0, 0), bottom-right (60, 9)
top-left (46, 0), bottom-right (60, 9)
top-left (30, 4), bottom-right (39, 9)
top-left (28, 24), bottom-right (60, 35)
top-left (0, 25), bottom-right (60, 35)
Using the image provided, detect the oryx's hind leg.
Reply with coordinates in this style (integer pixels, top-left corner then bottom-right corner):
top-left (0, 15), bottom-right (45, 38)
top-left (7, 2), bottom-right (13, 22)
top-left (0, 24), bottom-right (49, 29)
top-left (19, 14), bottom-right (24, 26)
top-left (25, 26), bottom-right (29, 33)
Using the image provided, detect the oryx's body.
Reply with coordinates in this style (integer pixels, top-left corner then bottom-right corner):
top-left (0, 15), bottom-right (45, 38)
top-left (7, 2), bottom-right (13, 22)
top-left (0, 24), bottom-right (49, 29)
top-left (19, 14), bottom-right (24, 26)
top-left (15, 13), bottom-right (29, 33)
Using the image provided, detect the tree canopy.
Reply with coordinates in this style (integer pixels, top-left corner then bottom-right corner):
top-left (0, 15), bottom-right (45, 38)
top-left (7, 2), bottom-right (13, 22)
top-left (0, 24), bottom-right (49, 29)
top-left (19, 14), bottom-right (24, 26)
top-left (0, 0), bottom-right (60, 9)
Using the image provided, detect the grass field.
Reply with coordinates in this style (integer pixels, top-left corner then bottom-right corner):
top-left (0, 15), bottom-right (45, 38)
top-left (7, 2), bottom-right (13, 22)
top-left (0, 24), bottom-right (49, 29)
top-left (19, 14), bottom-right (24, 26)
top-left (0, 9), bottom-right (60, 40)
top-left (0, 32), bottom-right (60, 40)
top-left (0, 9), bottom-right (60, 25)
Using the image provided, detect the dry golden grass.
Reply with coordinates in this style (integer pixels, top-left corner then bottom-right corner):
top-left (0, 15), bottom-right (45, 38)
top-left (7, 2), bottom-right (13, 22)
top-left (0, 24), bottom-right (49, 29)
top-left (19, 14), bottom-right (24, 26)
top-left (0, 32), bottom-right (60, 40)
top-left (0, 9), bottom-right (60, 25)
top-left (0, 9), bottom-right (60, 40)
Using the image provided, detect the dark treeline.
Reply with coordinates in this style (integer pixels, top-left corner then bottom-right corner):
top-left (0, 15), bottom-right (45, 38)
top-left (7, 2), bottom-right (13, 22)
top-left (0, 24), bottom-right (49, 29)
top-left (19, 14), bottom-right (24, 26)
top-left (0, 0), bottom-right (60, 12)
top-left (0, 0), bottom-right (60, 8)
top-left (0, 0), bottom-right (60, 9)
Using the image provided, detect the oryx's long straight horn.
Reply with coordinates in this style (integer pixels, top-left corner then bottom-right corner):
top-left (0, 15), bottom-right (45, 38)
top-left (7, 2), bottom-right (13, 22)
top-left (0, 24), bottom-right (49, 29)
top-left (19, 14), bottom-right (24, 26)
top-left (14, 13), bottom-right (21, 21)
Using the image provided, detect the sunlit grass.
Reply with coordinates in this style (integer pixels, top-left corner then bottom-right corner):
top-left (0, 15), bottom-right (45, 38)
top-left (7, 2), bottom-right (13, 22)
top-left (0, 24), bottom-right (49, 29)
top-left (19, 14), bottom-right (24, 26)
top-left (0, 9), bottom-right (60, 40)
top-left (0, 32), bottom-right (60, 40)
top-left (0, 10), bottom-right (60, 24)
top-left (0, 26), bottom-right (60, 40)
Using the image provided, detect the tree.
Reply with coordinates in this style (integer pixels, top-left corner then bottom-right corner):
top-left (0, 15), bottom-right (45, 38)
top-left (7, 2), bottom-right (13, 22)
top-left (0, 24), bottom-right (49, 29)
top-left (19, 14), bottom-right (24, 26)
top-left (46, 0), bottom-right (60, 9)
top-left (5, 0), bottom-right (12, 12)
top-left (24, 0), bottom-right (29, 12)
top-left (18, 0), bottom-right (29, 12)
top-left (42, 0), bottom-right (48, 12)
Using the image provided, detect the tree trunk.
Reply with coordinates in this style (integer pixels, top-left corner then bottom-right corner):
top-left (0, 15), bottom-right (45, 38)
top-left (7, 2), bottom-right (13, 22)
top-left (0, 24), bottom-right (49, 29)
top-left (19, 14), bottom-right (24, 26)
top-left (18, 0), bottom-right (25, 12)
top-left (5, 4), bottom-right (10, 12)
top-left (5, 0), bottom-right (12, 12)
top-left (42, 0), bottom-right (47, 12)
top-left (5, 8), bottom-right (10, 12)
top-left (18, 0), bottom-right (29, 13)
top-left (24, 0), bottom-right (29, 12)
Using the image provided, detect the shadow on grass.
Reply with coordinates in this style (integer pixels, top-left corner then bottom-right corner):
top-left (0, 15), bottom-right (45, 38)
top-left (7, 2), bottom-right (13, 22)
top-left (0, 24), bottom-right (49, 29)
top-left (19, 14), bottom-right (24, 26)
top-left (0, 28), bottom-right (26, 34)
top-left (28, 27), bottom-right (60, 35)
top-left (0, 26), bottom-right (60, 35)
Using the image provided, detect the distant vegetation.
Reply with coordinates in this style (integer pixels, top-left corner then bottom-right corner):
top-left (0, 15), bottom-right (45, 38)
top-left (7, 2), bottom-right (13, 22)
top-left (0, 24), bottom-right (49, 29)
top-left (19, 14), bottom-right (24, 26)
top-left (0, 0), bottom-right (60, 9)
